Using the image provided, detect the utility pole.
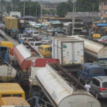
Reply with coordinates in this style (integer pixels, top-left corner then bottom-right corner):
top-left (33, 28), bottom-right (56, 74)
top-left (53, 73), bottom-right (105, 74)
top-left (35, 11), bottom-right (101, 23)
top-left (41, 0), bottom-right (42, 23)
top-left (23, 0), bottom-right (25, 16)
top-left (12, 0), bottom-right (13, 11)
top-left (92, 2), bottom-right (94, 30)
top-left (72, 3), bottom-right (75, 35)
top-left (0, 0), bottom-right (1, 14)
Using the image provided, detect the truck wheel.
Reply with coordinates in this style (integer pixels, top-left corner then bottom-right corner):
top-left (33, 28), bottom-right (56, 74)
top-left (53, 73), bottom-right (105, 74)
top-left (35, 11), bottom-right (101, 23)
top-left (95, 92), bottom-right (98, 99)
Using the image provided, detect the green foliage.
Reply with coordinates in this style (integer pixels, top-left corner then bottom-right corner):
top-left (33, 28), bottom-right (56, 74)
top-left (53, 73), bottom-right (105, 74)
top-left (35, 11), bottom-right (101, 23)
top-left (57, 0), bottom-right (98, 17)
top-left (17, 1), bottom-right (41, 17)
top-left (57, 2), bottom-right (72, 17)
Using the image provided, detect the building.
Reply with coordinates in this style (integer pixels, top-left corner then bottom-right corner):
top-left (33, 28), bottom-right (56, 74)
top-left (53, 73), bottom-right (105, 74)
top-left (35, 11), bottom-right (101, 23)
top-left (99, 0), bottom-right (107, 21)
top-left (65, 12), bottom-right (99, 22)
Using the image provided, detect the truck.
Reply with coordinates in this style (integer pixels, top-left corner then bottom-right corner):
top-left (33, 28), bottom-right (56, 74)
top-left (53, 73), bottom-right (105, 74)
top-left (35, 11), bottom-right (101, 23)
top-left (11, 44), bottom-right (43, 85)
top-left (29, 58), bottom-right (60, 96)
top-left (5, 16), bottom-right (18, 34)
top-left (30, 62), bottom-right (101, 107)
top-left (72, 35), bottom-right (107, 71)
top-left (0, 83), bottom-right (29, 107)
top-left (52, 37), bottom-right (84, 72)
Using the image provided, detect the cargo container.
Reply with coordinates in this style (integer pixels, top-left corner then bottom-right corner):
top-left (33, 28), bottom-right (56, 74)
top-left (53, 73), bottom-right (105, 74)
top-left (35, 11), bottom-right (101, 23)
top-left (72, 35), bottom-right (107, 70)
top-left (33, 63), bottom-right (101, 107)
top-left (5, 17), bottom-right (18, 34)
top-left (52, 37), bottom-right (84, 72)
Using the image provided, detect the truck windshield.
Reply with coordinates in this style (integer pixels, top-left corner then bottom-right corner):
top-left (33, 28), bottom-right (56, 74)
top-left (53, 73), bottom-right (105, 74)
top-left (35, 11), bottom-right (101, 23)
top-left (90, 68), bottom-right (104, 75)
top-left (102, 82), bottom-right (107, 88)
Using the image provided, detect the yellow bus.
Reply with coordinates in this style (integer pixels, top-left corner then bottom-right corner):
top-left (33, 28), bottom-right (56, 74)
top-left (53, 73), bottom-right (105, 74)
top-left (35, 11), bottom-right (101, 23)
top-left (0, 97), bottom-right (29, 107)
top-left (0, 83), bottom-right (25, 99)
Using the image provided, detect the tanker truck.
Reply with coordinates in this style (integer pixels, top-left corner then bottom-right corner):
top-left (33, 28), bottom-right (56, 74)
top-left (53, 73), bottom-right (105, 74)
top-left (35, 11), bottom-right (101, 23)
top-left (30, 62), bottom-right (101, 107)
top-left (11, 44), bottom-right (44, 85)
top-left (0, 60), bottom-right (17, 82)
top-left (72, 35), bottom-right (107, 70)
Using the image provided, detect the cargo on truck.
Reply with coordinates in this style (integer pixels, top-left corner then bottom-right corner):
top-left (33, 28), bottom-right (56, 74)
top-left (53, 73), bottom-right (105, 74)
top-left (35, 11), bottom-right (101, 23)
top-left (52, 37), bottom-right (84, 72)
top-left (5, 16), bottom-right (18, 34)
top-left (31, 62), bottom-right (101, 107)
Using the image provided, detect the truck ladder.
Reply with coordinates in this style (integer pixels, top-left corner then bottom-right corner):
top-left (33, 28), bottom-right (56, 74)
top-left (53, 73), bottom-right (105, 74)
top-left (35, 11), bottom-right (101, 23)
top-left (7, 65), bottom-right (12, 81)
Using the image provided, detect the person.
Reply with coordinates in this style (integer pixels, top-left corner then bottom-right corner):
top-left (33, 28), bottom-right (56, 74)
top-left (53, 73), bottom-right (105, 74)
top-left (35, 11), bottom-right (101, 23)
top-left (84, 81), bottom-right (91, 92)
top-left (55, 31), bottom-right (58, 36)
top-left (91, 30), bottom-right (93, 38)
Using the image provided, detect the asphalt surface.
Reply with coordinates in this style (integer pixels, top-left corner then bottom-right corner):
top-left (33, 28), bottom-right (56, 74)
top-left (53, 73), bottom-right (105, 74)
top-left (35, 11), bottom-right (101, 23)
top-left (0, 30), bottom-right (107, 107)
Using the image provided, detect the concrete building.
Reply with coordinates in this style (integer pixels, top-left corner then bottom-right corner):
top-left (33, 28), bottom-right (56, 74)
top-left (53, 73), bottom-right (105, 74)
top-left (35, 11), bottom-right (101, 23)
top-left (99, 0), bottom-right (107, 21)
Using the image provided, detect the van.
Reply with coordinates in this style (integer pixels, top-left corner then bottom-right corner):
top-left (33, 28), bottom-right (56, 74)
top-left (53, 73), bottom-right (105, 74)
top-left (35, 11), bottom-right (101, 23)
top-left (77, 63), bottom-right (105, 83)
top-left (0, 41), bottom-right (14, 49)
top-left (0, 83), bottom-right (25, 99)
top-left (38, 45), bottom-right (51, 58)
top-left (0, 97), bottom-right (30, 107)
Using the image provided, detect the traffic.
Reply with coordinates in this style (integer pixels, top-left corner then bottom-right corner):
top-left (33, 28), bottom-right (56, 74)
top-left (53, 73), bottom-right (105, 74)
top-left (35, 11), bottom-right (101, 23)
top-left (0, 12), bottom-right (107, 107)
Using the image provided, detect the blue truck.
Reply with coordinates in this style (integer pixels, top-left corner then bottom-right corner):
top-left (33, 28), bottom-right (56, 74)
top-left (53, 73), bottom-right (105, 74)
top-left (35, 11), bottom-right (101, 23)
top-left (77, 63), bottom-right (105, 83)
top-left (0, 46), bottom-right (9, 62)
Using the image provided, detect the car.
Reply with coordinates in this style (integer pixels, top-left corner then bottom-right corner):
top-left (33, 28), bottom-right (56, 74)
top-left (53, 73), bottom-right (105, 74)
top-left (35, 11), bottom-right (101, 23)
top-left (90, 76), bottom-right (107, 99)
top-left (24, 37), bottom-right (35, 43)
top-left (100, 39), bottom-right (107, 43)
top-left (42, 36), bottom-right (52, 44)
top-left (30, 30), bottom-right (39, 37)
top-left (41, 26), bottom-right (48, 30)
top-left (18, 34), bottom-right (28, 43)
top-left (47, 28), bottom-right (57, 32)
top-left (98, 36), bottom-right (107, 41)
top-left (23, 27), bottom-right (33, 33)
top-left (30, 41), bottom-right (42, 50)
top-left (77, 63), bottom-right (105, 83)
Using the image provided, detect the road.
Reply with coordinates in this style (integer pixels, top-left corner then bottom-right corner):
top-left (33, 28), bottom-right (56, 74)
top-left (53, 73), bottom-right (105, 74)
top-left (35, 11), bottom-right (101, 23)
top-left (0, 30), bottom-right (107, 107)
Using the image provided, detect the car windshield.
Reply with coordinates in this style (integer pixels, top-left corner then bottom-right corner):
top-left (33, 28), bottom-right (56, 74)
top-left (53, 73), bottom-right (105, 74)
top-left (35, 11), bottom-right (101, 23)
top-left (42, 36), bottom-right (51, 40)
top-left (102, 82), bottom-right (107, 88)
top-left (90, 68), bottom-right (104, 75)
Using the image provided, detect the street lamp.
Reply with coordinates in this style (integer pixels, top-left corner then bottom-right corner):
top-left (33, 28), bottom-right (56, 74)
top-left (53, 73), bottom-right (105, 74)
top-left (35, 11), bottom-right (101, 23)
top-left (72, 0), bottom-right (76, 35)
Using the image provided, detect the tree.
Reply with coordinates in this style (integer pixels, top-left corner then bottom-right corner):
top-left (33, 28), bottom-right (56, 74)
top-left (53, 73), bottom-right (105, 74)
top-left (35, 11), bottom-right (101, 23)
top-left (57, 2), bottom-right (72, 17)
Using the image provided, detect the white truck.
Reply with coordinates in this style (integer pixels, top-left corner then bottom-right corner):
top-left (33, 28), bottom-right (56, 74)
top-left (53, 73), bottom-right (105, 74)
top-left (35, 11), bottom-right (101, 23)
top-left (30, 62), bottom-right (101, 107)
top-left (52, 37), bottom-right (84, 72)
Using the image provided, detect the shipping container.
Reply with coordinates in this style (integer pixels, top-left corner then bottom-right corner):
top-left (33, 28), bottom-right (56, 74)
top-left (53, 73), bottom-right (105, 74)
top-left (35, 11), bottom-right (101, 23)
top-left (5, 17), bottom-right (18, 34)
top-left (52, 37), bottom-right (84, 66)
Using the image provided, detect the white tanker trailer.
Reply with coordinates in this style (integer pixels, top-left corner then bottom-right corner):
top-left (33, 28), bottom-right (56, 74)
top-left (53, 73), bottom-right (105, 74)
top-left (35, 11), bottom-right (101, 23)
top-left (35, 63), bottom-right (101, 107)
top-left (71, 35), bottom-right (107, 69)
top-left (0, 60), bottom-right (16, 82)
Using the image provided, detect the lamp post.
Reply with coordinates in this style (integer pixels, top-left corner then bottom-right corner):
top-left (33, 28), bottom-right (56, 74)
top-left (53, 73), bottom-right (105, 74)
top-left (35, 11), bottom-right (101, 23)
top-left (72, 0), bottom-right (76, 35)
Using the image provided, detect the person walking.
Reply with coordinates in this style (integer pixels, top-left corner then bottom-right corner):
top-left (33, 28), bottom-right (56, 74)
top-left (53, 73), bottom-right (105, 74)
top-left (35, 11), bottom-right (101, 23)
top-left (84, 81), bottom-right (91, 92)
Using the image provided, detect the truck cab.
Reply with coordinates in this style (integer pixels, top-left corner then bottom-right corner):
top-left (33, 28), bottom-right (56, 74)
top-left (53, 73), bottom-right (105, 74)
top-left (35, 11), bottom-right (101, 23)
top-left (77, 63), bottom-right (105, 83)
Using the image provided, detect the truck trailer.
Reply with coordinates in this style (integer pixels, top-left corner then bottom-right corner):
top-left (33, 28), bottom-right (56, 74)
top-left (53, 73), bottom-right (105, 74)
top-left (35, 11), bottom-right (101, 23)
top-left (72, 35), bottom-right (107, 70)
top-left (52, 37), bottom-right (84, 72)
top-left (31, 62), bottom-right (101, 107)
